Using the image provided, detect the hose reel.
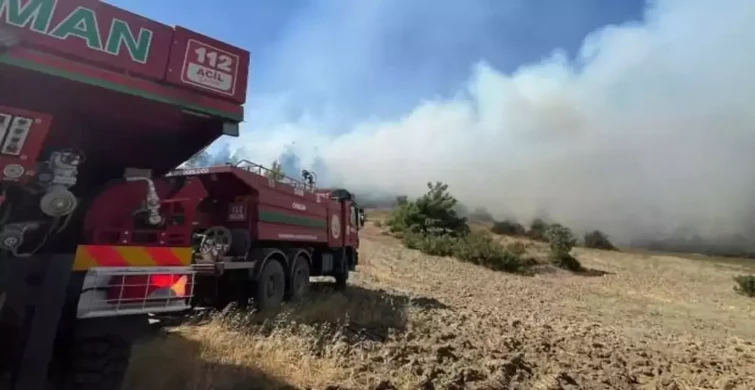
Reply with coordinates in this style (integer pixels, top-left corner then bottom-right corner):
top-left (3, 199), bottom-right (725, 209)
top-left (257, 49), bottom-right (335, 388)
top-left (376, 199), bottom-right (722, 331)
top-left (198, 226), bottom-right (233, 260)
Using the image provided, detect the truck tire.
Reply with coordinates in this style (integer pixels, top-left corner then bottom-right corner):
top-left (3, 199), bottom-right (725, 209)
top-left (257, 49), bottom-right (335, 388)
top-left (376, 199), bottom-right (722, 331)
top-left (289, 256), bottom-right (310, 301)
top-left (255, 259), bottom-right (285, 311)
top-left (62, 335), bottom-right (131, 390)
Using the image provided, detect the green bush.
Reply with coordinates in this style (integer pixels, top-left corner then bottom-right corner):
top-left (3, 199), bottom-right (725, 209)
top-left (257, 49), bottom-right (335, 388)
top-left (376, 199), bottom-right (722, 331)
top-left (491, 220), bottom-right (526, 236)
top-left (545, 224), bottom-right (583, 271)
top-left (734, 274), bottom-right (755, 297)
top-left (584, 230), bottom-right (617, 251)
top-left (546, 224), bottom-right (577, 253)
top-left (527, 218), bottom-right (550, 241)
top-left (402, 231), bottom-right (525, 273)
top-left (389, 183), bottom-right (526, 273)
top-left (454, 233), bottom-right (525, 272)
top-left (402, 231), bottom-right (457, 257)
top-left (387, 182), bottom-right (469, 237)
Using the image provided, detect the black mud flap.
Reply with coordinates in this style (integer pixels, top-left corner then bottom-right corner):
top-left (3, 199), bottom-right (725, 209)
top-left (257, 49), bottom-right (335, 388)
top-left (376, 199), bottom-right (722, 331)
top-left (0, 254), bottom-right (74, 390)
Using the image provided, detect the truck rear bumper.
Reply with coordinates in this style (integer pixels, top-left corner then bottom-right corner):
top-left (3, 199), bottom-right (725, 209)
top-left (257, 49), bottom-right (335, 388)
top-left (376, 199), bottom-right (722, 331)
top-left (76, 266), bottom-right (195, 319)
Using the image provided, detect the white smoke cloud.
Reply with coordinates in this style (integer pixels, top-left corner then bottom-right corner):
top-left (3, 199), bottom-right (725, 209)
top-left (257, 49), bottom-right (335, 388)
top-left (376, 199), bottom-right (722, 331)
top-left (234, 0), bottom-right (755, 243)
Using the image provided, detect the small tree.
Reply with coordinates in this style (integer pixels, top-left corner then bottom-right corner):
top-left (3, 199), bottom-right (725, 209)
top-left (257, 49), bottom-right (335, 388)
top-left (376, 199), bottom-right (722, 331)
top-left (527, 218), bottom-right (550, 241)
top-left (584, 230), bottom-right (617, 251)
top-left (545, 224), bottom-right (582, 271)
top-left (387, 182), bottom-right (469, 237)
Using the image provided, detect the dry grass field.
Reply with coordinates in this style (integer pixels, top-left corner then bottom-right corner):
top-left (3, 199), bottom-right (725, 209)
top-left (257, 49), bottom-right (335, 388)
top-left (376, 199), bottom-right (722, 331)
top-left (124, 219), bottom-right (755, 390)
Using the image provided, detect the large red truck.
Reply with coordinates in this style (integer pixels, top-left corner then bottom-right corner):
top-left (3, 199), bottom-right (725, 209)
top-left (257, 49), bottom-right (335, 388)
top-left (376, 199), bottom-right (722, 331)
top-left (0, 0), bottom-right (362, 389)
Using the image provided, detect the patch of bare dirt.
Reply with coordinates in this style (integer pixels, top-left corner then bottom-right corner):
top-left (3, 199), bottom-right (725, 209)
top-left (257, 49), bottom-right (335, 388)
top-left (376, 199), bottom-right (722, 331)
top-left (126, 222), bottom-right (755, 389)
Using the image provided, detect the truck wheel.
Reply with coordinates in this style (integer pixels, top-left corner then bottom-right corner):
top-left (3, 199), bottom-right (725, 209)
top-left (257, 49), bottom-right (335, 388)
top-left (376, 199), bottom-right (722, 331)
top-left (63, 335), bottom-right (131, 390)
top-left (289, 256), bottom-right (310, 301)
top-left (255, 260), bottom-right (285, 311)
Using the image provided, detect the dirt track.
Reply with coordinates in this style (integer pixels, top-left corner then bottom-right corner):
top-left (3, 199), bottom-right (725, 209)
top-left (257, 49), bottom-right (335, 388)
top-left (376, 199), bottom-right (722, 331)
top-left (126, 223), bottom-right (755, 389)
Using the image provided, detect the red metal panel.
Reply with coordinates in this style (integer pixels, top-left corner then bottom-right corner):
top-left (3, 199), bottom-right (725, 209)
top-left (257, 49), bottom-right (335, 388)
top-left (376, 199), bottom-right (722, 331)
top-left (1, 0), bottom-right (174, 80)
top-left (257, 187), bottom-right (328, 219)
top-left (83, 177), bottom-right (208, 246)
top-left (165, 27), bottom-right (250, 104)
top-left (4, 47), bottom-right (244, 121)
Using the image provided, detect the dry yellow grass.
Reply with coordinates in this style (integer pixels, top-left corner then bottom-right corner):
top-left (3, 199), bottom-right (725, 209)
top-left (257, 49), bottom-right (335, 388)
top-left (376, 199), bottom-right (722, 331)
top-left (125, 221), bottom-right (755, 390)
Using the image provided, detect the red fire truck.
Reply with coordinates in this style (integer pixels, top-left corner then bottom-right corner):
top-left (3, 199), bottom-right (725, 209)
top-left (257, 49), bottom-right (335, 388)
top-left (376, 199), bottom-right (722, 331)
top-left (0, 0), bottom-right (362, 389)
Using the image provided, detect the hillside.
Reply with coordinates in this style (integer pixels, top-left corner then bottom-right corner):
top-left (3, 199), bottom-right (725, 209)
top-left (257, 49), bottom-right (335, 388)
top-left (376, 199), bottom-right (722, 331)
top-left (124, 220), bottom-right (755, 390)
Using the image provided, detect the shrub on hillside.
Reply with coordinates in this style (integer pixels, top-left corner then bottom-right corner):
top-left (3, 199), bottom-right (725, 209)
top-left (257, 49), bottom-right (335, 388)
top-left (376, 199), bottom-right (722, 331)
top-left (402, 231), bottom-right (457, 257)
top-left (403, 231), bottom-right (525, 273)
top-left (546, 224), bottom-right (577, 255)
top-left (584, 230), bottom-right (618, 251)
top-left (454, 233), bottom-right (525, 272)
top-left (387, 182), bottom-right (469, 237)
top-left (527, 218), bottom-right (550, 241)
top-left (733, 274), bottom-right (755, 297)
top-left (491, 220), bottom-right (526, 236)
top-left (545, 224), bottom-right (583, 271)
top-left (388, 183), bottom-right (525, 273)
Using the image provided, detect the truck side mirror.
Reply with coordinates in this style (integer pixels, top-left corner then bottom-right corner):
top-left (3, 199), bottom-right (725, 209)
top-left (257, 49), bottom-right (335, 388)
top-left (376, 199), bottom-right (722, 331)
top-left (359, 208), bottom-right (366, 227)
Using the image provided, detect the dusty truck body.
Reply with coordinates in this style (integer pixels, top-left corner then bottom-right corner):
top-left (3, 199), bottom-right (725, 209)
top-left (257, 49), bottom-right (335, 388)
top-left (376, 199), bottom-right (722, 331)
top-left (0, 0), bottom-right (368, 389)
top-left (90, 163), bottom-right (362, 312)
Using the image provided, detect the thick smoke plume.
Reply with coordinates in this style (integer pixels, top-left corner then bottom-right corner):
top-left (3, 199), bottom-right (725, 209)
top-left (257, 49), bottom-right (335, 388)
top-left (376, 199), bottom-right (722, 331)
top-left (234, 0), bottom-right (755, 246)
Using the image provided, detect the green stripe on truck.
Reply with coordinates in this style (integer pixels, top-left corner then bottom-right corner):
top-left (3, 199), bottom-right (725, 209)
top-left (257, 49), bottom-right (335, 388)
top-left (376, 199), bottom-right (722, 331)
top-left (258, 211), bottom-right (327, 229)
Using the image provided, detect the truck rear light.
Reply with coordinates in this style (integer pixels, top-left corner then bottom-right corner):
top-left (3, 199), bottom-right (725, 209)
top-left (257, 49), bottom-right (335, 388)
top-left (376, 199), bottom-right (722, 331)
top-left (0, 117), bottom-right (32, 156)
top-left (106, 273), bottom-right (192, 304)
